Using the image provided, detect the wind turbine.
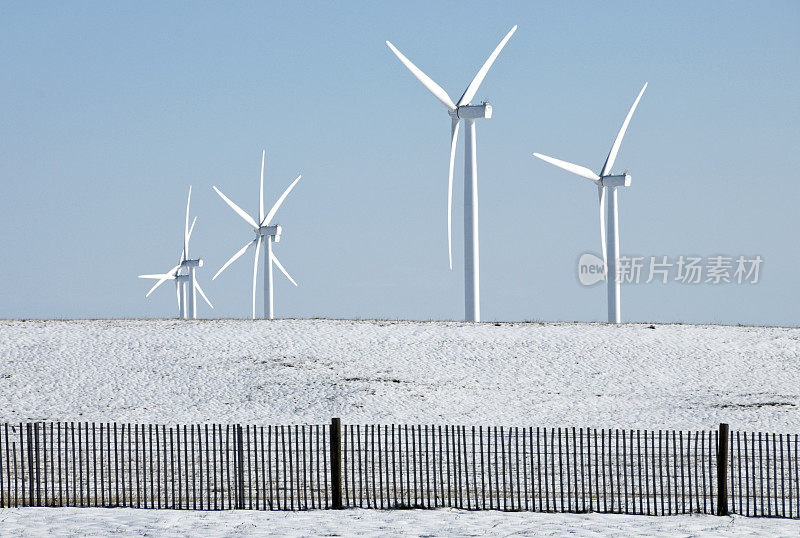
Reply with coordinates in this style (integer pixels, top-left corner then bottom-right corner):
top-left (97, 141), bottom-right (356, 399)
top-left (212, 150), bottom-right (300, 319)
top-left (533, 83), bottom-right (647, 324)
top-left (138, 186), bottom-right (214, 319)
top-left (386, 25), bottom-right (517, 322)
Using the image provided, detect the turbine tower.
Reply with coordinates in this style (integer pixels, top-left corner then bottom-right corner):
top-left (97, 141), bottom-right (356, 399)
top-left (386, 25), bottom-right (517, 322)
top-left (533, 83), bottom-right (647, 324)
top-left (138, 186), bottom-right (213, 319)
top-left (212, 150), bottom-right (300, 319)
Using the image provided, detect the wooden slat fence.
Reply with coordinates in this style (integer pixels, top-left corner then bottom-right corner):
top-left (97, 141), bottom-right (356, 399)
top-left (0, 421), bottom-right (797, 518)
top-left (0, 422), bottom-right (328, 510)
top-left (341, 425), bottom-right (723, 513)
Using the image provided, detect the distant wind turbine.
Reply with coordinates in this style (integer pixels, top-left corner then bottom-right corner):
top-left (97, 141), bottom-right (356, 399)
top-left (212, 150), bottom-right (300, 319)
top-left (138, 186), bottom-right (213, 319)
top-left (533, 83), bottom-right (648, 323)
top-left (386, 25), bottom-right (518, 322)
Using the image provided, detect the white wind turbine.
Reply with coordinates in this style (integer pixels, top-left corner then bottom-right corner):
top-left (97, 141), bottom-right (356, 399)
top-left (212, 150), bottom-right (300, 319)
top-left (138, 186), bottom-right (214, 319)
top-left (533, 83), bottom-right (648, 324)
top-left (386, 25), bottom-right (517, 322)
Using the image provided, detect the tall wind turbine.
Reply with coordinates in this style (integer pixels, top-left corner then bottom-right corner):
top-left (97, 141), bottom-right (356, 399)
top-left (386, 25), bottom-right (517, 322)
top-left (138, 186), bottom-right (214, 319)
top-left (533, 83), bottom-right (647, 324)
top-left (212, 150), bottom-right (300, 319)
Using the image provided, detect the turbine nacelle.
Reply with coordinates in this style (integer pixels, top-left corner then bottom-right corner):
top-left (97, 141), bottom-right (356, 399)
top-left (449, 103), bottom-right (493, 120)
top-left (600, 174), bottom-right (631, 188)
top-left (181, 258), bottom-right (203, 268)
top-left (258, 224), bottom-right (282, 242)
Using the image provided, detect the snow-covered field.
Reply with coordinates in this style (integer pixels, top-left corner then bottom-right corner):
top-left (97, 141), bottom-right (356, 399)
top-left (1, 319), bottom-right (798, 430)
top-left (2, 319), bottom-right (799, 535)
top-left (0, 507), bottom-right (799, 537)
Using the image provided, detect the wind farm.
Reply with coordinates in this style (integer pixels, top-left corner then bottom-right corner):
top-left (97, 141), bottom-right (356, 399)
top-left (1, 2), bottom-right (797, 536)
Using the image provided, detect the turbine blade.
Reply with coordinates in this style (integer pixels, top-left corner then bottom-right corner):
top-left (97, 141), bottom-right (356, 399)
top-left (180, 217), bottom-right (198, 264)
top-left (457, 25), bottom-right (517, 107)
top-left (598, 185), bottom-right (607, 270)
top-left (145, 276), bottom-right (171, 298)
top-left (175, 280), bottom-right (181, 309)
top-left (259, 150), bottom-right (266, 224)
top-left (187, 217), bottom-right (197, 243)
top-left (270, 251), bottom-right (298, 287)
top-left (385, 41), bottom-right (457, 111)
top-left (447, 118), bottom-right (460, 270)
top-left (184, 186), bottom-right (192, 259)
top-left (195, 281), bottom-right (214, 309)
top-left (213, 238), bottom-right (257, 280)
top-left (263, 175), bottom-right (301, 225)
top-left (533, 153), bottom-right (600, 181)
top-left (600, 82), bottom-right (648, 177)
top-left (212, 186), bottom-right (259, 230)
top-left (141, 263), bottom-right (180, 297)
top-left (252, 237), bottom-right (262, 319)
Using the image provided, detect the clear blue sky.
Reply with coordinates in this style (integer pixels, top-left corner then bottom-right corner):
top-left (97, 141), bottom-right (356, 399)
top-left (1, 1), bottom-right (798, 324)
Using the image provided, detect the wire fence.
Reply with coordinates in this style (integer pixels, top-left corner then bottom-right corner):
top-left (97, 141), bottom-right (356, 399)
top-left (0, 421), bottom-right (797, 518)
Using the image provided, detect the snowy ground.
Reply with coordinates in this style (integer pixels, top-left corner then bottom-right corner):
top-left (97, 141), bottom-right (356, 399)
top-left (0, 507), bottom-right (798, 537)
top-left (1, 319), bottom-right (798, 535)
top-left (1, 319), bottom-right (798, 430)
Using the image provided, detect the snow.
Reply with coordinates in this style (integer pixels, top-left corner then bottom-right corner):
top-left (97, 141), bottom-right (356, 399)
top-left (0, 507), bottom-right (798, 536)
top-left (1, 319), bottom-right (798, 533)
top-left (0, 319), bottom-right (798, 431)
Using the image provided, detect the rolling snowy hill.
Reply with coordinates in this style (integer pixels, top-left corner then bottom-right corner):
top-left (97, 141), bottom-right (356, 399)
top-left (1, 319), bottom-right (797, 431)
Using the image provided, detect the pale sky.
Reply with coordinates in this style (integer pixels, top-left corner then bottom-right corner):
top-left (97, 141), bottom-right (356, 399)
top-left (1, 1), bottom-right (798, 325)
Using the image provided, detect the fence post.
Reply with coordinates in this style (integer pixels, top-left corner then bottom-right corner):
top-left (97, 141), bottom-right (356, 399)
top-left (236, 425), bottom-right (245, 509)
top-left (330, 418), bottom-right (342, 509)
top-left (716, 423), bottom-right (729, 516)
